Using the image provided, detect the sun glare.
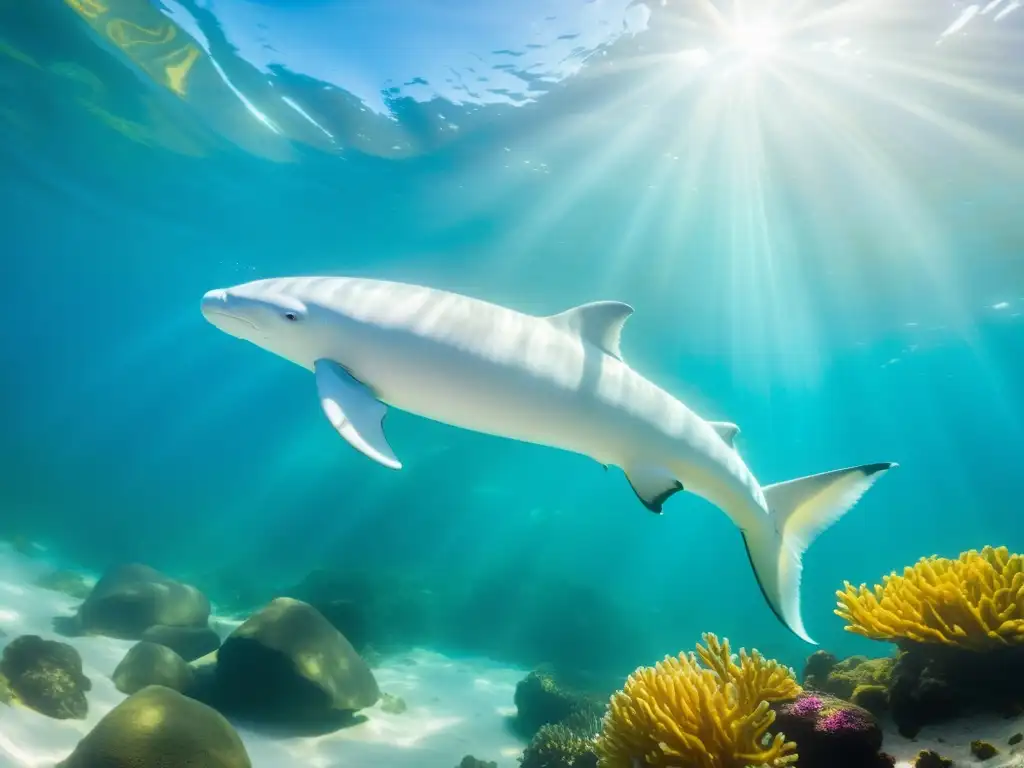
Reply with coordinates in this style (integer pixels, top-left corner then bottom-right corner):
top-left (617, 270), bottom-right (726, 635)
top-left (450, 0), bottom-right (1024, 385)
top-left (730, 20), bottom-right (782, 58)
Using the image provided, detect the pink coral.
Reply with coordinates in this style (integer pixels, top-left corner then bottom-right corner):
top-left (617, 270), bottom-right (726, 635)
top-left (819, 708), bottom-right (858, 732)
top-left (790, 695), bottom-right (823, 717)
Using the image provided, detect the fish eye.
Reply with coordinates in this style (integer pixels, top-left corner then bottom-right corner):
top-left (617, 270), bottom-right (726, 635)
top-left (284, 312), bottom-right (298, 321)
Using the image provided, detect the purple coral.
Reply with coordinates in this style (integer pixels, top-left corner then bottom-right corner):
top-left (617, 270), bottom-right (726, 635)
top-left (817, 705), bottom-right (872, 733)
top-left (790, 695), bottom-right (823, 717)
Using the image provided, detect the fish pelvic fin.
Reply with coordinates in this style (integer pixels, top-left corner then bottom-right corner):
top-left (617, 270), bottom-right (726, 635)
top-left (742, 462), bottom-right (898, 644)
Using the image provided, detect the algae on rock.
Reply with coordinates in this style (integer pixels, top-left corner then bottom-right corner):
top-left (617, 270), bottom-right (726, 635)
top-left (196, 597), bottom-right (380, 728)
top-left (0, 634), bottom-right (91, 719)
top-left (57, 685), bottom-right (251, 768)
top-left (112, 641), bottom-right (194, 695)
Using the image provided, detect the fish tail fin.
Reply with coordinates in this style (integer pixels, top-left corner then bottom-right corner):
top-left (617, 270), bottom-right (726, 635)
top-left (742, 462), bottom-right (898, 644)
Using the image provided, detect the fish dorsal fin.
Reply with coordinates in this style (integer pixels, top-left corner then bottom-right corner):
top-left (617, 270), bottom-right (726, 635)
top-left (547, 301), bottom-right (634, 360)
top-left (709, 421), bottom-right (740, 448)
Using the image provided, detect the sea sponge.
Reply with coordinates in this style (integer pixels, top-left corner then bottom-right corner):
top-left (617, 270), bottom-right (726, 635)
top-left (835, 546), bottom-right (1024, 650)
top-left (595, 632), bottom-right (801, 768)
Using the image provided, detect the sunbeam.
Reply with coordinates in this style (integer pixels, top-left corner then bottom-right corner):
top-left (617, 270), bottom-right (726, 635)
top-left (440, 0), bottom-right (1023, 385)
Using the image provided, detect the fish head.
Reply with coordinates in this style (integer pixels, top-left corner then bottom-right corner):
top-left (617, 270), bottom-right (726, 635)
top-left (201, 279), bottom-right (322, 366)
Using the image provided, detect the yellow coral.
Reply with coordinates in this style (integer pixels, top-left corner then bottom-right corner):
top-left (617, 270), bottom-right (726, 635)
top-left (835, 545), bottom-right (1024, 650)
top-left (595, 633), bottom-right (801, 768)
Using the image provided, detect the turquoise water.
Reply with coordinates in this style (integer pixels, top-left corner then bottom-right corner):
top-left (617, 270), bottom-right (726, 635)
top-left (2, 0), bottom-right (1023, 681)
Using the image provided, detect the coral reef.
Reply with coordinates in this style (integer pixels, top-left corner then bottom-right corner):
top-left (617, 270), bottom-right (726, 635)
top-left (513, 670), bottom-right (604, 738)
top-left (595, 632), bottom-right (800, 768)
top-left (195, 597), bottom-right (379, 728)
top-left (835, 546), bottom-right (1024, 736)
top-left (459, 757), bottom-right (498, 768)
top-left (111, 641), bottom-right (194, 695)
top-left (0, 634), bottom-right (91, 719)
top-left (140, 623), bottom-right (220, 662)
top-left (54, 563), bottom-right (211, 639)
top-left (1010, 732), bottom-right (1023, 746)
top-left (835, 546), bottom-right (1024, 649)
top-left (56, 685), bottom-right (251, 768)
top-left (521, 723), bottom-right (598, 768)
top-left (770, 693), bottom-right (893, 768)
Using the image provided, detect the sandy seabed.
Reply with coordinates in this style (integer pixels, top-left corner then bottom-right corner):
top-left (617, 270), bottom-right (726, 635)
top-left (0, 544), bottom-right (527, 768)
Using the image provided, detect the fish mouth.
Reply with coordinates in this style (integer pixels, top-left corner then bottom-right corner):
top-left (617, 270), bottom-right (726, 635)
top-left (203, 309), bottom-right (258, 330)
top-left (201, 289), bottom-right (259, 334)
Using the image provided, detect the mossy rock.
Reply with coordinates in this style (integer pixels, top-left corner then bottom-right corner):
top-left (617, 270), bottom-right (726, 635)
top-left (0, 634), bottom-right (91, 719)
top-left (60, 564), bottom-right (210, 639)
top-left (914, 750), bottom-right (952, 768)
top-left (112, 641), bottom-right (194, 695)
top-left (56, 685), bottom-right (251, 768)
top-left (34, 569), bottom-right (91, 599)
top-left (970, 740), bottom-right (999, 760)
top-left (809, 655), bottom-right (894, 700)
top-left (140, 624), bottom-right (220, 662)
top-left (513, 671), bottom-right (603, 738)
top-left (210, 597), bottom-right (380, 723)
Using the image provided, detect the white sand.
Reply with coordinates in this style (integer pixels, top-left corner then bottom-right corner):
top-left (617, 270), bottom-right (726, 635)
top-left (0, 543), bottom-right (526, 768)
top-left (885, 714), bottom-right (1024, 768)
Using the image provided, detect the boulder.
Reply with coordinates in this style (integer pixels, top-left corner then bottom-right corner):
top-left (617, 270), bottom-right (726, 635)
top-left (0, 634), bottom-right (91, 719)
top-left (770, 692), bottom-right (892, 768)
top-left (210, 597), bottom-right (379, 723)
top-left (58, 563), bottom-right (210, 639)
top-left (140, 624), bottom-right (220, 662)
top-left (112, 641), bottom-right (194, 695)
top-left (56, 685), bottom-right (251, 768)
top-left (513, 670), bottom-right (603, 738)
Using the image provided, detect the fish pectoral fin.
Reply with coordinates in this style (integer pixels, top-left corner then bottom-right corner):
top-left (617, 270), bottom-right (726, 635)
top-left (709, 421), bottom-right (740, 448)
top-left (546, 300), bottom-right (634, 361)
top-left (624, 465), bottom-right (683, 514)
top-left (314, 359), bottom-right (402, 470)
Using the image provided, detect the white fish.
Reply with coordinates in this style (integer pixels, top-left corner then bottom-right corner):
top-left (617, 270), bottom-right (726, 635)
top-left (201, 276), bottom-right (897, 643)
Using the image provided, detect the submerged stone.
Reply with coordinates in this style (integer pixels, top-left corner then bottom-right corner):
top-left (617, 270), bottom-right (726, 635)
top-left (112, 641), bottom-right (194, 695)
top-left (140, 624), bottom-right (220, 662)
top-left (208, 597), bottom-right (380, 725)
top-left (60, 563), bottom-right (210, 639)
top-left (0, 634), bottom-right (91, 719)
top-left (56, 685), bottom-right (251, 768)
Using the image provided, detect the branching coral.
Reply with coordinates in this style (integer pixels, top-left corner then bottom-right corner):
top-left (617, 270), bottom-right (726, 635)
top-left (835, 546), bottom-right (1024, 650)
top-left (595, 633), bottom-right (801, 768)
